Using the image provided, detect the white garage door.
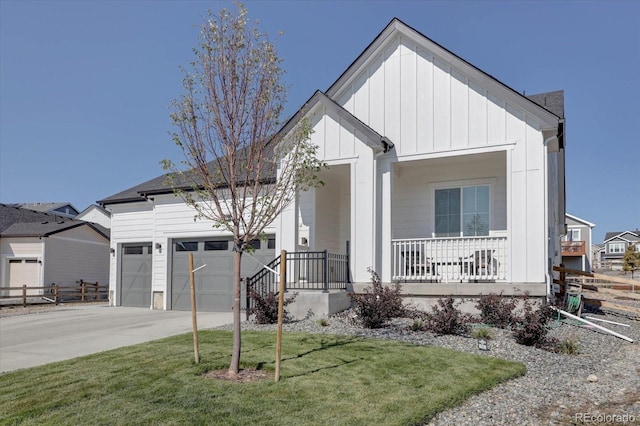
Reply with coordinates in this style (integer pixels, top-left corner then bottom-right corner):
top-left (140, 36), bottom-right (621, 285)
top-left (171, 237), bottom-right (276, 312)
top-left (7, 259), bottom-right (40, 296)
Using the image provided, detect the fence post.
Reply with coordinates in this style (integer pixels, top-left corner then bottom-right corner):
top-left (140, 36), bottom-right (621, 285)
top-left (54, 284), bottom-right (59, 305)
top-left (323, 249), bottom-right (329, 293)
top-left (22, 285), bottom-right (27, 307)
top-left (80, 279), bottom-right (86, 302)
top-left (245, 278), bottom-right (250, 321)
top-left (345, 241), bottom-right (351, 284)
top-left (94, 282), bottom-right (99, 300)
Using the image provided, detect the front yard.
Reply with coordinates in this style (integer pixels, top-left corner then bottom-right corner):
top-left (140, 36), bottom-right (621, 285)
top-left (0, 330), bottom-right (524, 425)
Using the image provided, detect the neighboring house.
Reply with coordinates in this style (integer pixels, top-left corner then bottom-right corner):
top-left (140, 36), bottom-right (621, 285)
top-left (100, 18), bottom-right (566, 314)
top-left (601, 231), bottom-right (640, 270)
top-left (591, 244), bottom-right (604, 269)
top-left (76, 204), bottom-right (112, 229)
top-left (9, 202), bottom-right (79, 218)
top-left (561, 214), bottom-right (595, 272)
top-left (0, 204), bottom-right (110, 296)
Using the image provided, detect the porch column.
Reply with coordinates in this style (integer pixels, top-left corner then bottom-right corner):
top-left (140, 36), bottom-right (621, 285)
top-left (277, 193), bottom-right (298, 253)
top-left (377, 157), bottom-right (393, 283)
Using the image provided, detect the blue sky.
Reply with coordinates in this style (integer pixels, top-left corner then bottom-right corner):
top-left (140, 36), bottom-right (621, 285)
top-left (1, 0), bottom-right (638, 243)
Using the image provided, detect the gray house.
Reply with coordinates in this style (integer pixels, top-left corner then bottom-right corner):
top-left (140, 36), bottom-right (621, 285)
top-left (561, 213), bottom-right (595, 272)
top-left (601, 230), bottom-right (640, 270)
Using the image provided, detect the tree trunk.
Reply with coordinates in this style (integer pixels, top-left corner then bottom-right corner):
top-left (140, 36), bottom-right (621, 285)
top-left (229, 249), bottom-right (243, 376)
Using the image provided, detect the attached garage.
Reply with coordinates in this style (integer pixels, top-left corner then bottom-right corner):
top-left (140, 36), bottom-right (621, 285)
top-left (7, 258), bottom-right (40, 296)
top-left (171, 236), bottom-right (275, 311)
top-left (119, 243), bottom-right (152, 307)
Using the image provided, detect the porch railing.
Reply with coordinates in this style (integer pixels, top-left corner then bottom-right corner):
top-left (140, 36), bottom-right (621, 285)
top-left (246, 250), bottom-right (349, 316)
top-left (392, 236), bottom-right (508, 282)
top-left (561, 241), bottom-right (586, 256)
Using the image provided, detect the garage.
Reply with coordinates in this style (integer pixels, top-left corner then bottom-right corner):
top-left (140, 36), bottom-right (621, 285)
top-left (171, 236), bottom-right (275, 311)
top-left (7, 258), bottom-right (40, 296)
top-left (119, 243), bottom-right (152, 307)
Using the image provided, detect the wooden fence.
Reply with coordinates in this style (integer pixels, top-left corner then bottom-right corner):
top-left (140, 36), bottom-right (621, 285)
top-left (553, 265), bottom-right (640, 318)
top-left (0, 280), bottom-right (109, 307)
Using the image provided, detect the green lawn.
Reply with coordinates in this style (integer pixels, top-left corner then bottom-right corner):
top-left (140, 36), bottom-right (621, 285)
top-left (0, 331), bottom-right (525, 425)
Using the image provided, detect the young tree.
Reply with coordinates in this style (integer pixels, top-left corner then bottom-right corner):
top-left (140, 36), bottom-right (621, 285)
top-left (163, 3), bottom-right (325, 376)
top-left (622, 244), bottom-right (640, 278)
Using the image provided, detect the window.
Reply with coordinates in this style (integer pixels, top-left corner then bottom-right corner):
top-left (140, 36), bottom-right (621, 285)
top-left (267, 238), bottom-right (276, 249)
top-left (435, 185), bottom-right (489, 237)
top-left (248, 239), bottom-right (261, 250)
top-left (566, 229), bottom-right (581, 241)
top-left (608, 242), bottom-right (625, 254)
top-left (124, 246), bottom-right (144, 255)
top-left (204, 240), bottom-right (229, 251)
top-left (175, 241), bottom-right (198, 252)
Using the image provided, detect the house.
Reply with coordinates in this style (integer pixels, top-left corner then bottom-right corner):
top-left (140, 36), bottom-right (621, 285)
top-left (76, 204), bottom-right (112, 229)
top-left (0, 204), bottom-right (110, 296)
top-left (9, 202), bottom-right (80, 218)
top-left (100, 18), bottom-right (566, 314)
top-left (600, 230), bottom-right (640, 270)
top-left (561, 213), bottom-right (595, 272)
top-left (591, 243), bottom-right (604, 269)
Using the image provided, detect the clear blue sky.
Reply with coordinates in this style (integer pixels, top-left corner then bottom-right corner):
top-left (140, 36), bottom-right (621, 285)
top-left (1, 0), bottom-right (638, 243)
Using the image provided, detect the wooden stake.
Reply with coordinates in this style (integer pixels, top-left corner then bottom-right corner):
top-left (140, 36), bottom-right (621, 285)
top-left (275, 250), bottom-right (286, 382)
top-left (189, 253), bottom-right (200, 364)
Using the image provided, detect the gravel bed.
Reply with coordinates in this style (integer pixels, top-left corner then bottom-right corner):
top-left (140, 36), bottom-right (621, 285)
top-left (221, 308), bottom-right (640, 425)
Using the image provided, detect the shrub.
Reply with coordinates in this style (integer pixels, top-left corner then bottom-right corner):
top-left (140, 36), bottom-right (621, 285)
top-left (475, 293), bottom-right (517, 328)
top-left (471, 326), bottom-right (493, 340)
top-left (317, 318), bottom-right (329, 327)
top-left (349, 268), bottom-right (405, 329)
top-left (410, 319), bottom-right (424, 332)
top-left (423, 296), bottom-right (470, 336)
top-left (511, 297), bottom-right (555, 347)
top-left (248, 289), bottom-right (296, 324)
top-left (555, 338), bottom-right (580, 355)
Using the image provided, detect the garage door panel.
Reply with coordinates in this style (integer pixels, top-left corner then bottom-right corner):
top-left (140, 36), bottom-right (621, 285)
top-left (7, 259), bottom-right (40, 296)
top-left (120, 244), bottom-right (152, 307)
top-left (171, 237), bottom-right (275, 312)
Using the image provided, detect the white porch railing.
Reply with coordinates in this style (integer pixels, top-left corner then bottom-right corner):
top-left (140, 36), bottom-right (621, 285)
top-left (392, 236), bottom-right (508, 282)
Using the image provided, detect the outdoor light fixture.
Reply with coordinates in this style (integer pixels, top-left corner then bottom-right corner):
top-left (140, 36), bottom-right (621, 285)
top-left (155, 243), bottom-right (161, 249)
top-left (110, 248), bottom-right (115, 254)
top-left (477, 338), bottom-right (489, 351)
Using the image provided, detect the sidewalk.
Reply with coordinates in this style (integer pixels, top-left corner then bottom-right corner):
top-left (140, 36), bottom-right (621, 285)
top-left (0, 304), bottom-right (233, 373)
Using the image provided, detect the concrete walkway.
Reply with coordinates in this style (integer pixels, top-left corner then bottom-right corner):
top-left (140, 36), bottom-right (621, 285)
top-left (0, 304), bottom-right (233, 373)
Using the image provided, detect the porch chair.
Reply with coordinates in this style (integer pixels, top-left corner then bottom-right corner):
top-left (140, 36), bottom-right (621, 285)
top-left (459, 249), bottom-right (497, 277)
top-left (401, 251), bottom-right (432, 278)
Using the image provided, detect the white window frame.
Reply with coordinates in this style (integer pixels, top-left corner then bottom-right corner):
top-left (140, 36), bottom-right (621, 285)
top-left (566, 228), bottom-right (581, 241)
top-left (608, 242), bottom-right (625, 254)
top-left (431, 178), bottom-right (494, 238)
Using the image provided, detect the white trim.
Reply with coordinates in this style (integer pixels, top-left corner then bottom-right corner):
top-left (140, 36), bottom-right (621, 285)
top-left (565, 213), bottom-right (595, 228)
top-left (396, 142), bottom-right (516, 163)
top-left (430, 179), bottom-right (494, 238)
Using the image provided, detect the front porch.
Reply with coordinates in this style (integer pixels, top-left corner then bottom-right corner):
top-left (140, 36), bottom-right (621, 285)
top-left (392, 235), bottom-right (508, 282)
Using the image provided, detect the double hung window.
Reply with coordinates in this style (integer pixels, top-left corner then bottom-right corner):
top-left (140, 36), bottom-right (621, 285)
top-left (435, 185), bottom-right (490, 237)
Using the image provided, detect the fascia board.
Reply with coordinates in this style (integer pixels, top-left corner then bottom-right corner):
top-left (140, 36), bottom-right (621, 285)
top-left (566, 213), bottom-right (596, 228)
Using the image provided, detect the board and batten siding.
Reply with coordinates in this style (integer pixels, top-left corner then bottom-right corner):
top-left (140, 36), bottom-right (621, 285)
top-left (392, 151), bottom-right (507, 240)
top-left (43, 226), bottom-right (109, 286)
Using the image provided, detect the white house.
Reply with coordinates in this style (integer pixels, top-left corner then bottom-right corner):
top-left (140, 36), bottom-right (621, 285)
top-left (76, 204), bottom-right (112, 229)
top-left (100, 18), bottom-right (566, 314)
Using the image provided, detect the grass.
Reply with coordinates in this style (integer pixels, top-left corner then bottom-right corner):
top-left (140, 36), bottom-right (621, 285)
top-left (0, 331), bottom-right (525, 425)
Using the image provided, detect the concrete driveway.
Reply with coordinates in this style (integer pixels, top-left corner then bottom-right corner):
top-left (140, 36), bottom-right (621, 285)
top-left (0, 304), bottom-right (233, 373)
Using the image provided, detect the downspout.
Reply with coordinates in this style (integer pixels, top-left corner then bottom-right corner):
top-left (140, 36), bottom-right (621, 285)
top-left (543, 130), bottom-right (560, 301)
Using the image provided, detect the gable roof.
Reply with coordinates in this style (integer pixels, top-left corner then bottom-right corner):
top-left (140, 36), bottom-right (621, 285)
top-left (77, 204), bottom-right (112, 218)
top-left (603, 231), bottom-right (640, 244)
top-left (325, 18), bottom-right (562, 129)
top-left (0, 204), bottom-right (110, 239)
top-left (10, 202), bottom-right (79, 216)
top-left (565, 213), bottom-right (595, 228)
top-left (279, 90), bottom-right (394, 154)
